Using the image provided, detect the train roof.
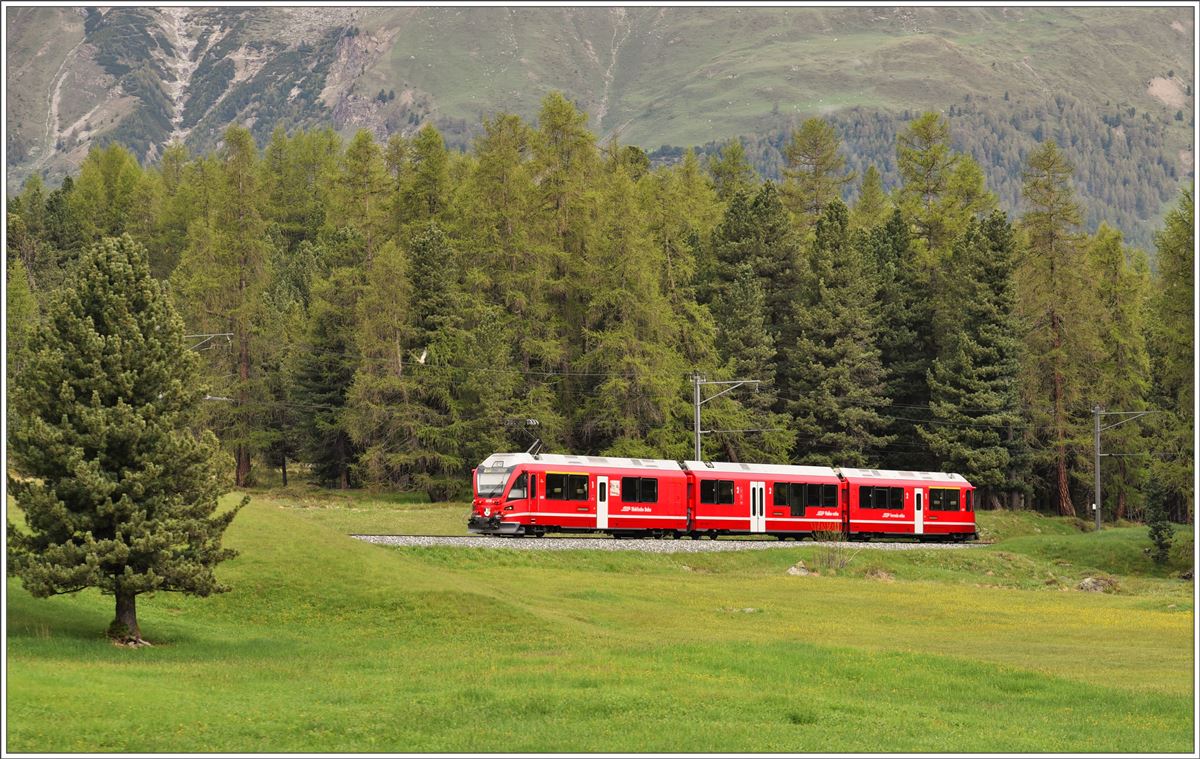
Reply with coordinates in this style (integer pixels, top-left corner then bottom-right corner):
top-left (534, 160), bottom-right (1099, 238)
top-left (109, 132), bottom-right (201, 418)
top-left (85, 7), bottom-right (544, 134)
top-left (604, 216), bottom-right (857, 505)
top-left (682, 460), bottom-right (839, 478)
top-left (478, 452), bottom-right (684, 471)
top-left (836, 467), bottom-right (970, 484)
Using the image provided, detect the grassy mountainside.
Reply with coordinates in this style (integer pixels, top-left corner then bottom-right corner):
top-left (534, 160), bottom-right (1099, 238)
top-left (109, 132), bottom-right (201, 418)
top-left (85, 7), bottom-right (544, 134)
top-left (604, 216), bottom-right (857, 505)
top-left (5, 493), bottom-right (1194, 752)
top-left (5, 7), bottom-right (1194, 245)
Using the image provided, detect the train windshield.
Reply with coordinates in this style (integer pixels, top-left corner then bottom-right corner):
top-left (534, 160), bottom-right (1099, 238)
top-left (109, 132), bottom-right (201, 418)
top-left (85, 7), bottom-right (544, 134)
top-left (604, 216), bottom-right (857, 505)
top-left (475, 466), bottom-right (513, 498)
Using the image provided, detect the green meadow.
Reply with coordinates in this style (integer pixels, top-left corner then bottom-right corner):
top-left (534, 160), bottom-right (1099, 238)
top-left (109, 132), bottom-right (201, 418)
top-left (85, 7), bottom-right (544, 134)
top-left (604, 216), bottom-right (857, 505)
top-left (5, 491), bottom-right (1194, 753)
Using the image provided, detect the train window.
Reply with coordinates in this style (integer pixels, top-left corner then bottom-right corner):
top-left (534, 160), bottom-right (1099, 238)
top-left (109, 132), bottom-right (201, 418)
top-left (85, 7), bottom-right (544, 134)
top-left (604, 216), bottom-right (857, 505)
top-left (623, 477), bottom-right (658, 502)
top-left (717, 480), bottom-right (735, 505)
top-left (569, 474), bottom-right (589, 501)
top-left (929, 488), bottom-right (960, 511)
top-left (622, 477), bottom-right (638, 501)
top-left (774, 482), bottom-right (789, 507)
top-left (966, 490), bottom-right (973, 512)
top-left (641, 478), bottom-right (658, 503)
top-left (506, 473), bottom-right (527, 500)
top-left (530, 474), bottom-right (538, 500)
top-left (889, 487), bottom-right (904, 510)
top-left (788, 483), bottom-right (804, 516)
top-left (546, 473), bottom-right (567, 500)
top-left (822, 484), bottom-right (837, 508)
top-left (805, 484), bottom-right (820, 508)
top-left (701, 480), bottom-right (735, 505)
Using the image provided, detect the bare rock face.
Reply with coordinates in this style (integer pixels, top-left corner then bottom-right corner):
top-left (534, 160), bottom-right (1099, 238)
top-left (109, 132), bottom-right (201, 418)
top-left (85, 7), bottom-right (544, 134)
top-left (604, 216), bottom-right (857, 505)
top-left (1077, 576), bottom-right (1118, 593)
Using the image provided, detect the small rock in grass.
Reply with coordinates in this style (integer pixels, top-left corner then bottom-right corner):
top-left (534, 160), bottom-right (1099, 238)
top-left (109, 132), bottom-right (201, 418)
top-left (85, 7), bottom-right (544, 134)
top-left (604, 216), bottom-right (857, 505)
top-left (786, 561), bottom-right (811, 576)
top-left (1180, 569), bottom-right (1193, 581)
top-left (1077, 576), bottom-right (1118, 593)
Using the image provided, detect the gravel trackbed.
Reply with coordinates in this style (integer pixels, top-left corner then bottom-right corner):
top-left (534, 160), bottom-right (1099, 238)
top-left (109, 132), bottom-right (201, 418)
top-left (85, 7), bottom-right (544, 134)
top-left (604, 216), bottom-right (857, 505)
top-left (352, 535), bottom-right (979, 553)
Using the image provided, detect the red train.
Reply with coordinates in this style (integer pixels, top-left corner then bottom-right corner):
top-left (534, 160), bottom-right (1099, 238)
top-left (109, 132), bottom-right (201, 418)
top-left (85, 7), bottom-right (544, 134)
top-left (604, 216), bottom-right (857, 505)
top-left (467, 452), bottom-right (977, 541)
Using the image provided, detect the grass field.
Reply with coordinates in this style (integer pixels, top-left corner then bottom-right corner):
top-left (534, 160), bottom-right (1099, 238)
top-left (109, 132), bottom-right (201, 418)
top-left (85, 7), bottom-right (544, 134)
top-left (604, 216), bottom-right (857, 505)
top-left (5, 489), bottom-right (1195, 753)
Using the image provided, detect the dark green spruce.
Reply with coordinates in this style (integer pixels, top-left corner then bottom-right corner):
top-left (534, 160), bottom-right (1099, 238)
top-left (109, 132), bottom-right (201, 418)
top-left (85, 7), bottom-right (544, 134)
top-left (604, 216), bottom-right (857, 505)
top-left (7, 235), bottom-right (243, 644)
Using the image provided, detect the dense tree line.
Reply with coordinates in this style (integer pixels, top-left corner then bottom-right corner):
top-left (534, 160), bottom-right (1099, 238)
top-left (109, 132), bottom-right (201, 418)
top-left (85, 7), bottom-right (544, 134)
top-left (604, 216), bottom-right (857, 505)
top-left (6, 93), bottom-right (1193, 522)
top-left (677, 93), bottom-right (1188, 251)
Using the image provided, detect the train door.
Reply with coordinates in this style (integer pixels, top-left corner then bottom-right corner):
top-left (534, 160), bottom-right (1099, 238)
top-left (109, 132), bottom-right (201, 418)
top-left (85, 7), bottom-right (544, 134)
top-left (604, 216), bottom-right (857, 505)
top-left (750, 481), bottom-right (766, 533)
top-left (914, 488), bottom-right (924, 535)
top-left (597, 476), bottom-right (609, 529)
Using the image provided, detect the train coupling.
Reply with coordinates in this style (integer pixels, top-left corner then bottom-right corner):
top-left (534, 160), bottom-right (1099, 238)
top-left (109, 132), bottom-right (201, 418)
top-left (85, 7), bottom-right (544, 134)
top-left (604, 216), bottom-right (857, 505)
top-left (467, 513), bottom-right (523, 535)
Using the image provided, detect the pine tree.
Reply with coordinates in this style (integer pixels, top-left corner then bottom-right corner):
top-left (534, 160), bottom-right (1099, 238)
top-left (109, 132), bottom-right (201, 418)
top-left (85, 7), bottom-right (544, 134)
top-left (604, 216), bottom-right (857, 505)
top-left (400, 124), bottom-right (451, 224)
top-left (782, 118), bottom-right (855, 231)
top-left (7, 235), bottom-right (241, 645)
top-left (1086, 224), bottom-right (1151, 520)
top-left (69, 143), bottom-right (144, 244)
top-left (707, 262), bottom-right (796, 462)
top-left (865, 209), bottom-right (936, 471)
top-left (708, 183), bottom-right (803, 417)
top-left (917, 212), bottom-right (1024, 506)
top-left (172, 126), bottom-right (273, 487)
top-left (293, 267), bottom-right (361, 488)
top-left (851, 165), bottom-right (890, 231)
top-left (395, 222), bottom-right (470, 498)
top-left (787, 201), bottom-right (893, 466)
top-left (330, 130), bottom-right (390, 260)
top-left (1146, 188), bottom-right (1194, 523)
top-left (895, 112), bottom-right (995, 262)
top-left (707, 139), bottom-right (757, 201)
top-left (1017, 141), bottom-right (1099, 516)
top-left (574, 165), bottom-right (690, 457)
top-left (6, 258), bottom-right (37, 384)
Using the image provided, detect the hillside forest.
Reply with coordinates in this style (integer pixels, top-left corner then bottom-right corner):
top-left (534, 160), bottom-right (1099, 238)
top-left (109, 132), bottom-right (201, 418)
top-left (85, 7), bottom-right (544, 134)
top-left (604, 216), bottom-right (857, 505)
top-left (5, 93), bottom-right (1194, 522)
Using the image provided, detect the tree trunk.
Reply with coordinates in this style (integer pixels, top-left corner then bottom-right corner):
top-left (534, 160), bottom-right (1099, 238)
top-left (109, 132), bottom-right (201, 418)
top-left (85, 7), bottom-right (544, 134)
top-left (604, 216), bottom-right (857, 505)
top-left (110, 591), bottom-right (143, 644)
top-left (340, 463), bottom-right (350, 490)
top-left (281, 455), bottom-right (288, 487)
top-left (1051, 311), bottom-right (1075, 517)
top-left (235, 444), bottom-right (251, 487)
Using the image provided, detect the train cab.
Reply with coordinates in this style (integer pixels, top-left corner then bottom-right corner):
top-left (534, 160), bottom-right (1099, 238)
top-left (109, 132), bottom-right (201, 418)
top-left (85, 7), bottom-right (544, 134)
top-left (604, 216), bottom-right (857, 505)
top-left (468, 454), bottom-right (535, 535)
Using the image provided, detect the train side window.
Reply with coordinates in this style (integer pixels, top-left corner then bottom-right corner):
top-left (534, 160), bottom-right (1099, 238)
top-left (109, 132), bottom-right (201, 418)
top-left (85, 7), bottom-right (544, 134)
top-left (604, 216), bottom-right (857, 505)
top-left (783, 483), bottom-right (803, 517)
top-left (889, 487), bottom-right (904, 510)
top-left (806, 482), bottom-right (825, 506)
top-left (506, 473), bottom-right (527, 500)
top-left (569, 474), bottom-right (589, 501)
top-left (546, 474), bottom-right (567, 500)
top-left (858, 486), bottom-right (871, 508)
top-left (774, 482), bottom-right (789, 507)
top-left (966, 490), bottom-right (973, 512)
top-left (875, 487), bottom-right (890, 509)
top-left (947, 489), bottom-right (960, 511)
top-left (822, 484), bottom-right (837, 508)
top-left (640, 478), bottom-right (658, 503)
top-left (700, 480), bottom-right (717, 504)
top-left (529, 474), bottom-right (537, 500)
top-left (717, 480), bottom-right (735, 505)
top-left (622, 477), bottom-right (638, 502)
top-left (930, 489), bottom-right (945, 511)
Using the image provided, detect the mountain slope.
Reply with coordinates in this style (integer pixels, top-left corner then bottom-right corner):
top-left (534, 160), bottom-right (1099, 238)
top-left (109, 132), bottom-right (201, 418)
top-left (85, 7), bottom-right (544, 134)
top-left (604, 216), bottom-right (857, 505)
top-left (5, 6), bottom-right (1194, 245)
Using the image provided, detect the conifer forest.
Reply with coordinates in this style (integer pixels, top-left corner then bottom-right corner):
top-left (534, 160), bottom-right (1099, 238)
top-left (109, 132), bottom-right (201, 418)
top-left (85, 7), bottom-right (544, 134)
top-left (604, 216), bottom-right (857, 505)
top-left (5, 94), bottom-right (1194, 523)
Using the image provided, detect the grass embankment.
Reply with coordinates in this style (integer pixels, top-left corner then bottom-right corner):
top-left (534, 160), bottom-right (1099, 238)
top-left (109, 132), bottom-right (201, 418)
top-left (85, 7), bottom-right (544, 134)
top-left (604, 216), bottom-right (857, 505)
top-left (6, 492), bottom-right (1195, 753)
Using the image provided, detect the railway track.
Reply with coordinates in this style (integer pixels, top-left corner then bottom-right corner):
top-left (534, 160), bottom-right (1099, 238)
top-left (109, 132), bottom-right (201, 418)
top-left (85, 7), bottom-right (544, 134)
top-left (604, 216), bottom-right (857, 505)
top-left (352, 534), bottom-right (982, 553)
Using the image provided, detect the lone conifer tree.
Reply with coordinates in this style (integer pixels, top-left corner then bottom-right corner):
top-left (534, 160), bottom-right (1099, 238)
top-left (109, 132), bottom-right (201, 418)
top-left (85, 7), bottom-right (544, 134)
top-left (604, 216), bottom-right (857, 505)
top-left (7, 235), bottom-right (242, 645)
